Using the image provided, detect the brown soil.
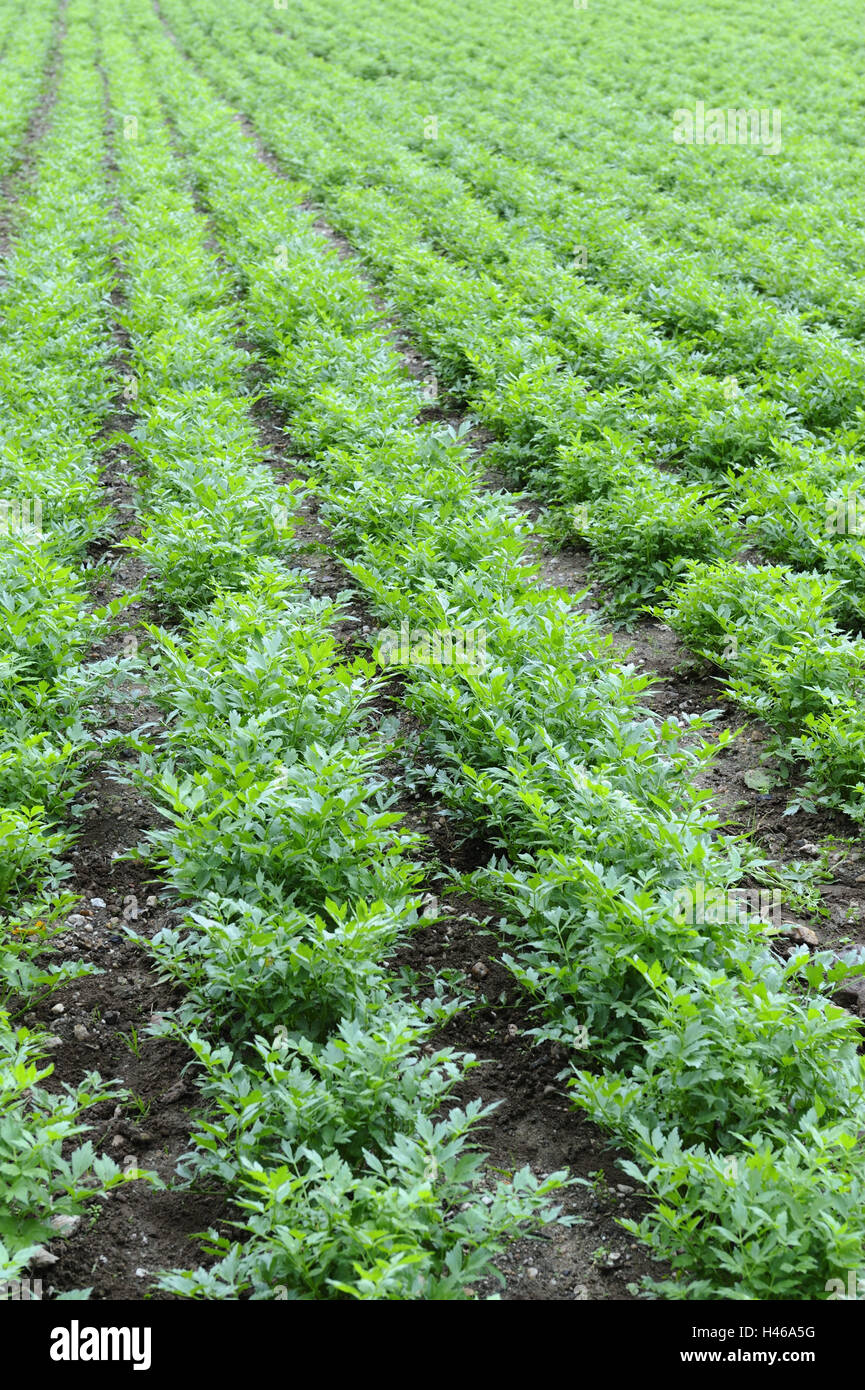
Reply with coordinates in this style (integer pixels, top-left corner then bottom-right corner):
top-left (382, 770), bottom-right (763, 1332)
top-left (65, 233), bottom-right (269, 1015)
top-left (21, 70), bottom-right (234, 1300)
top-left (138, 81), bottom-right (667, 1297)
top-left (23, 7), bottom-right (864, 1305)
top-left (246, 390), bottom-right (660, 1300)
top-left (145, 30), bottom-right (865, 1297)
top-left (387, 889), bottom-right (666, 1300)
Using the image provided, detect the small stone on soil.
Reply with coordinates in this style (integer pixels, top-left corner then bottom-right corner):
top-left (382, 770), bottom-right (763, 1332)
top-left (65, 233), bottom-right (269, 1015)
top-left (29, 1247), bottom-right (59, 1268)
top-left (50, 1214), bottom-right (81, 1237)
top-left (781, 923), bottom-right (820, 946)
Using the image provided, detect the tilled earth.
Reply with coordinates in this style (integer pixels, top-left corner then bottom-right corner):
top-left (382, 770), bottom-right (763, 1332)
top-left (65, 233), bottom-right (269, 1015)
top-left (18, 34), bottom-right (865, 1302)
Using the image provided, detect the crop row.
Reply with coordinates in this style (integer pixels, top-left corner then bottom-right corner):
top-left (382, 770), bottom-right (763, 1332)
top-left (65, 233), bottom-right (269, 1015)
top-left (171, 0), bottom-right (864, 348)
top-left (161, 0), bottom-right (865, 648)
top-left (308, 0), bottom-right (864, 334)
top-left (126, 0), bottom-right (865, 1298)
top-left (153, 0), bottom-right (865, 506)
top-left (94, 0), bottom-right (565, 1300)
top-left (152, 4), bottom-right (865, 833)
top-left (161, 0), bottom-right (865, 515)
top-left (186, 0), bottom-right (864, 337)
top-left (0, 0), bottom-right (58, 182)
top-left (0, 0), bottom-right (133, 1287)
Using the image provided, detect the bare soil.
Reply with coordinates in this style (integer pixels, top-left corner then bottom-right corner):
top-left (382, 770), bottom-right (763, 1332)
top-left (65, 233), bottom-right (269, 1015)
top-left (21, 10), bottom-right (865, 1303)
top-left (22, 76), bottom-right (234, 1297)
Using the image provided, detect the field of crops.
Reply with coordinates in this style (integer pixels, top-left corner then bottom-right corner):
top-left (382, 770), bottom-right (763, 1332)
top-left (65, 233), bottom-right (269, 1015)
top-left (1, 0), bottom-right (864, 1318)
